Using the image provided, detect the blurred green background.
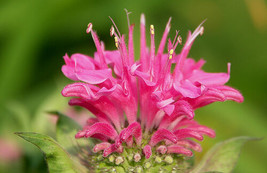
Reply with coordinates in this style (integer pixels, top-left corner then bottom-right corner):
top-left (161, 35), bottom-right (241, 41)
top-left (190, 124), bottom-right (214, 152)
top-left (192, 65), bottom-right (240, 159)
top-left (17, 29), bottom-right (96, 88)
top-left (0, 0), bottom-right (266, 172)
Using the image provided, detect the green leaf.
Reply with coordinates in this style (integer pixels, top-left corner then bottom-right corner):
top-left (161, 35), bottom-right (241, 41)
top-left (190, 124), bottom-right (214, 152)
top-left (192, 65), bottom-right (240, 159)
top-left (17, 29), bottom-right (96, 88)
top-left (190, 136), bottom-right (260, 173)
top-left (16, 132), bottom-right (77, 173)
top-left (49, 111), bottom-right (92, 155)
top-left (52, 111), bottom-right (92, 173)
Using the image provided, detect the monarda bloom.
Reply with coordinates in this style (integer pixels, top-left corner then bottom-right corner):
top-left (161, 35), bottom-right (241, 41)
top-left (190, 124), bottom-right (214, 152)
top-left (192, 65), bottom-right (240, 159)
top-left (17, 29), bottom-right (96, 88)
top-left (61, 14), bottom-right (243, 172)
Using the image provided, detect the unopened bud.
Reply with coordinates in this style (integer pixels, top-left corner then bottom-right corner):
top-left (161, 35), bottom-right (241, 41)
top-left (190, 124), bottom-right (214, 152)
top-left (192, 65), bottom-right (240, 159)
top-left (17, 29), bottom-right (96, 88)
top-left (115, 156), bottom-right (124, 165)
top-left (144, 162), bottom-right (151, 169)
top-left (136, 166), bottom-right (143, 173)
top-left (134, 153), bottom-right (141, 162)
top-left (164, 155), bottom-right (173, 164)
top-left (127, 153), bottom-right (134, 161)
top-left (155, 156), bottom-right (162, 163)
top-left (108, 155), bottom-right (115, 163)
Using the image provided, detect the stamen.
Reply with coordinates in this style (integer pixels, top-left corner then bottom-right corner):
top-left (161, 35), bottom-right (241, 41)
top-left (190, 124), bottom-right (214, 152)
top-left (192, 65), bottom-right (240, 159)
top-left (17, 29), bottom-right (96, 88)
top-left (200, 26), bottom-right (204, 36)
top-left (124, 9), bottom-right (132, 29)
top-left (114, 36), bottom-right (119, 48)
top-left (177, 35), bottom-right (182, 44)
top-left (86, 23), bottom-right (93, 34)
top-left (172, 30), bottom-right (179, 45)
top-left (110, 26), bottom-right (115, 36)
top-left (169, 49), bottom-right (174, 59)
top-left (109, 16), bottom-right (121, 38)
top-left (150, 25), bottom-right (155, 35)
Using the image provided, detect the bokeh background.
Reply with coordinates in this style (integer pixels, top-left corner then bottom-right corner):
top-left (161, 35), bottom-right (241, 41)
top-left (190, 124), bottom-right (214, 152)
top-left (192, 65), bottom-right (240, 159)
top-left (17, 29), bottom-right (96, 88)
top-left (0, 0), bottom-right (266, 172)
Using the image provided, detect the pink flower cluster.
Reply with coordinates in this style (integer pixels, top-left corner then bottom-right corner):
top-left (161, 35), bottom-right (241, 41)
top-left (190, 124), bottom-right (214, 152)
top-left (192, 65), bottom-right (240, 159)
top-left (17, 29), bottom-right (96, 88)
top-left (61, 14), bottom-right (243, 159)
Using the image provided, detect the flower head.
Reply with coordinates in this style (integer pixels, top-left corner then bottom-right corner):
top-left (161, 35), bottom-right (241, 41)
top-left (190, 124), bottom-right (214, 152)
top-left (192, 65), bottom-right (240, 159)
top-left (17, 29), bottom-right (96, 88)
top-left (61, 13), bottom-right (243, 171)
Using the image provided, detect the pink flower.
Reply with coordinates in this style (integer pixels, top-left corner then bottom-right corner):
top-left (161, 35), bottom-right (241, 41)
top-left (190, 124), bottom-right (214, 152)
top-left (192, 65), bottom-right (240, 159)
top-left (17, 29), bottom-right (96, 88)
top-left (0, 138), bottom-right (21, 162)
top-left (61, 14), bottom-right (243, 159)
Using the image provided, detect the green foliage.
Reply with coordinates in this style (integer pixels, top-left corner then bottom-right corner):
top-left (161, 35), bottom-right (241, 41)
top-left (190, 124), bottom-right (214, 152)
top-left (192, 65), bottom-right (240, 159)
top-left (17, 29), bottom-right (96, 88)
top-left (52, 111), bottom-right (91, 155)
top-left (15, 132), bottom-right (77, 173)
top-left (191, 136), bottom-right (260, 173)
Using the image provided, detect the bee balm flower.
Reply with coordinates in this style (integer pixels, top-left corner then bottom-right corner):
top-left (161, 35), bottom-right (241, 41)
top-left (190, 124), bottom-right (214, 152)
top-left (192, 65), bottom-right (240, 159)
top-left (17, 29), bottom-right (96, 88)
top-left (61, 14), bottom-right (243, 172)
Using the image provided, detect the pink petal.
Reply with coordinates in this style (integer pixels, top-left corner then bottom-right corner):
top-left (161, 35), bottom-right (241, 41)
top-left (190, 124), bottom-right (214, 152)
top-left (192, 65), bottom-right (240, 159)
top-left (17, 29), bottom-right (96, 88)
top-left (189, 88), bottom-right (226, 109)
top-left (69, 98), bottom-right (111, 123)
top-left (167, 145), bottom-right (193, 157)
top-left (215, 85), bottom-right (244, 103)
top-left (93, 142), bottom-right (111, 153)
top-left (143, 145), bottom-right (152, 159)
top-left (140, 14), bottom-right (147, 71)
top-left (75, 69), bottom-right (113, 85)
top-left (156, 145), bottom-right (167, 154)
top-left (189, 63), bottom-right (230, 86)
top-left (149, 129), bottom-right (177, 147)
top-left (104, 50), bottom-right (123, 76)
top-left (176, 140), bottom-right (202, 152)
top-left (156, 97), bottom-right (175, 115)
top-left (62, 83), bottom-right (116, 101)
top-left (187, 125), bottom-right (216, 138)
top-left (103, 144), bottom-right (123, 157)
top-left (173, 79), bottom-right (203, 98)
top-left (173, 129), bottom-right (203, 141)
top-left (128, 24), bottom-right (135, 65)
top-left (91, 30), bottom-right (107, 68)
top-left (76, 122), bottom-right (117, 140)
top-left (121, 122), bottom-right (142, 146)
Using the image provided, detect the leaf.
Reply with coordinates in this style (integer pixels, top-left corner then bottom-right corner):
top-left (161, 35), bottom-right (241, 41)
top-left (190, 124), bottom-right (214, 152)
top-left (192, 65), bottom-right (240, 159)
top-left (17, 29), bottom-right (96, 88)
top-left (52, 111), bottom-right (92, 172)
top-left (190, 136), bottom-right (260, 173)
top-left (49, 111), bottom-right (92, 155)
top-left (16, 132), bottom-right (77, 173)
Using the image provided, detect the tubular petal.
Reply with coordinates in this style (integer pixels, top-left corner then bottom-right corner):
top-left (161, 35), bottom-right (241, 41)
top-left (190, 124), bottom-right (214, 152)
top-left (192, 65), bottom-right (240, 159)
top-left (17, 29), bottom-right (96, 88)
top-left (82, 122), bottom-right (118, 140)
top-left (173, 129), bottom-right (204, 141)
top-left (93, 142), bottom-right (111, 153)
top-left (143, 145), bottom-right (152, 159)
top-left (167, 145), bottom-right (193, 157)
top-left (149, 129), bottom-right (177, 146)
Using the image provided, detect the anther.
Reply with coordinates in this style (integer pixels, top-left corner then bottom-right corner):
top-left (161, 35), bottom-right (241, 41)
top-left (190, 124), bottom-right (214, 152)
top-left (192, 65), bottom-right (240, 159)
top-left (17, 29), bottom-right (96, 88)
top-left (110, 26), bottom-right (115, 36)
top-left (177, 35), bottom-right (182, 44)
top-left (169, 49), bottom-right (174, 59)
top-left (200, 26), bottom-right (204, 36)
top-left (115, 156), bottom-right (124, 165)
top-left (86, 23), bottom-right (93, 34)
top-left (114, 36), bottom-right (119, 48)
top-left (150, 25), bottom-right (155, 35)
